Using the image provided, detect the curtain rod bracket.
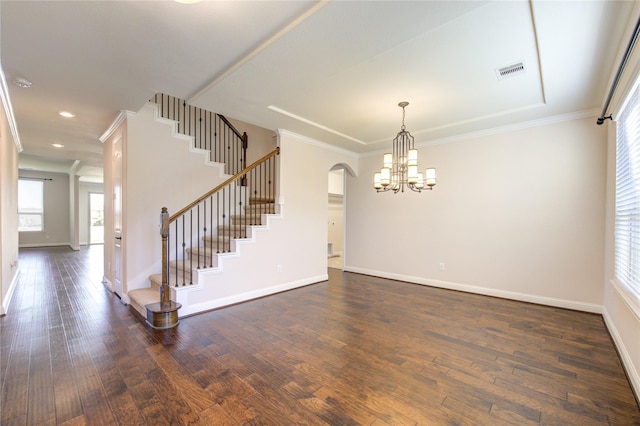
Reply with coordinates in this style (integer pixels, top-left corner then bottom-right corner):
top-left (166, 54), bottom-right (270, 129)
top-left (597, 115), bottom-right (613, 125)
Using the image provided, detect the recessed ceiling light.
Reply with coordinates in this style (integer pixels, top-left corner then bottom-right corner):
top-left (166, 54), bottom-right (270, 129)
top-left (52, 143), bottom-right (64, 148)
top-left (13, 77), bottom-right (32, 88)
top-left (59, 111), bottom-right (75, 118)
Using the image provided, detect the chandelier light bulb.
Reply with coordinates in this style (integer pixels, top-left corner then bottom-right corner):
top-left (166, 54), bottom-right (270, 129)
top-left (425, 168), bottom-right (437, 187)
top-left (373, 173), bottom-right (382, 189)
top-left (383, 153), bottom-right (393, 169)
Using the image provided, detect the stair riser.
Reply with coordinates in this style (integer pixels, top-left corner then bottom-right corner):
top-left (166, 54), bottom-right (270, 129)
top-left (130, 299), bottom-right (147, 319)
top-left (185, 249), bottom-right (218, 265)
top-left (244, 206), bottom-right (275, 214)
top-left (248, 198), bottom-right (275, 204)
top-left (230, 216), bottom-right (263, 225)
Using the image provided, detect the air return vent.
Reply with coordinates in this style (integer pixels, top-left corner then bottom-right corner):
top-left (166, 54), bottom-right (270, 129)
top-left (495, 61), bottom-right (525, 80)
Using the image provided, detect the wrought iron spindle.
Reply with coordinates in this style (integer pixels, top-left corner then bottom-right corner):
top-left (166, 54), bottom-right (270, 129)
top-left (162, 148), bottom-right (279, 288)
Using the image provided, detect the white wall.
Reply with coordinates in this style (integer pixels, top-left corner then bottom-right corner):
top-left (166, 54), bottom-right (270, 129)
top-left (174, 130), bottom-right (358, 315)
top-left (228, 117), bottom-right (277, 164)
top-left (18, 170), bottom-right (71, 248)
top-left (0, 76), bottom-right (19, 315)
top-left (600, 4), bottom-right (640, 399)
top-left (328, 169), bottom-right (344, 195)
top-left (122, 103), bottom-right (235, 295)
top-left (347, 116), bottom-right (607, 312)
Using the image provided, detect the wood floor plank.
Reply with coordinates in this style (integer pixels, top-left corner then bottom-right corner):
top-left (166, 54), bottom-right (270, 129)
top-left (1, 247), bottom-right (639, 424)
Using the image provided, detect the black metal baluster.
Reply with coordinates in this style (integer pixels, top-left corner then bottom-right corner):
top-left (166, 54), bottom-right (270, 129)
top-left (167, 231), bottom-right (172, 287)
top-left (196, 204), bottom-right (200, 270)
top-left (222, 188), bottom-right (227, 252)
top-left (174, 220), bottom-right (179, 287)
top-left (182, 216), bottom-right (186, 286)
top-left (202, 200), bottom-right (206, 269)
top-left (181, 100), bottom-right (186, 134)
top-left (208, 195), bottom-right (213, 267)
top-left (188, 210), bottom-right (193, 284)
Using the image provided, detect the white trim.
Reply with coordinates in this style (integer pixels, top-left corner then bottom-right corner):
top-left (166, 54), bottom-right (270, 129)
top-left (99, 110), bottom-right (135, 143)
top-left (419, 109), bottom-right (599, 147)
top-left (1, 265), bottom-right (20, 316)
top-left (102, 277), bottom-right (114, 292)
top-left (176, 274), bottom-right (327, 318)
top-left (277, 129), bottom-right (359, 158)
top-left (69, 160), bottom-right (81, 176)
top-left (611, 278), bottom-right (640, 321)
top-left (343, 266), bottom-right (603, 313)
top-left (360, 109), bottom-right (600, 157)
top-left (0, 66), bottom-right (22, 152)
top-left (18, 242), bottom-right (72, 249)
top-left (269, 106), bottom-right (366, 145)
top-left (602, 307), bottom-right (640, 402)
top-left (188, 1), bottom-right (329, 102)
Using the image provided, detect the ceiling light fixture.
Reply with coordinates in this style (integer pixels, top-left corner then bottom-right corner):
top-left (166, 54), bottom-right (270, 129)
top-left (373, 102), bottom-right (436, 193)
top-left (52, 143), bottom-right (64, 148)
top-left (13, 77), bottom-right (32, 88)
top-left (59, 111), bottom-right (75, 118)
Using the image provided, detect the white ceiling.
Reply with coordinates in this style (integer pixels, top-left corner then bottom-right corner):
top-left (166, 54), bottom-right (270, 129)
top-left (1, 1), bottom-right (635, 181)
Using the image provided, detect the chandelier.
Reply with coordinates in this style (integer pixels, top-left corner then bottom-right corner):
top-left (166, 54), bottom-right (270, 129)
top-left (373, 102), bottom-right (436, 193)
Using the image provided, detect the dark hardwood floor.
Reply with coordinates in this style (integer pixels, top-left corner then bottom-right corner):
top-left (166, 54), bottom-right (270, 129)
top-left (1, 246), bottom-right (639, 425)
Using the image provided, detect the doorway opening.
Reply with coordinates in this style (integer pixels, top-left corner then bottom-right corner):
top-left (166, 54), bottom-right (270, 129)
top-left (89, 192), bottom-right (104, 244)
top-left (328, 168), bottom-right (344, 270)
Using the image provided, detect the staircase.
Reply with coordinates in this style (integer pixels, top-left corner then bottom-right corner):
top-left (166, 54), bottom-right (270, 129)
top-left (127, 94), bottom-right (279, 327)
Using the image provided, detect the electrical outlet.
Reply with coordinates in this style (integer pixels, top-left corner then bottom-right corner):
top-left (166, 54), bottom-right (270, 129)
top-left (277, 264), bottom-right (282, 273)
top-left (439, 262), bottom-right (445, 271)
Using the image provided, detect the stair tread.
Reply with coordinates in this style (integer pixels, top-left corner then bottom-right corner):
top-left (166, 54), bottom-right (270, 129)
top-left (129, 288), bottom-right (160, 306)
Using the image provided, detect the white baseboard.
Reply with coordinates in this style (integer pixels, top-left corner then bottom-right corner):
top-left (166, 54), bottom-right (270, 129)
top-left (1, 266), bottom-right (20, 316)
top-left (343, 266), bottom-right (602, 313)
top-left (177, 274), bottom-right (328, 317)
top-left (18, 242), bottom-right (72, 249)
top-left (602, 307), bottom-right (640, 402)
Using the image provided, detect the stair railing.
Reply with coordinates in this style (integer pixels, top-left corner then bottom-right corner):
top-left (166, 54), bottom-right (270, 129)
top-left (161, 147), bottom-right (280, 288)
top-left (151, 93), bottom-right (248, 176)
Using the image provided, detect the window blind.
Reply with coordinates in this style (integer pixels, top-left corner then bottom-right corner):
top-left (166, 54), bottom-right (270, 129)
top-left (615, 80), bottom-right (640, 300)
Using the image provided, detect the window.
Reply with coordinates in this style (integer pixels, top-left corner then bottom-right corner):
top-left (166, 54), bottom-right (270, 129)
top-left (18, 179), bottom-right (44, 232)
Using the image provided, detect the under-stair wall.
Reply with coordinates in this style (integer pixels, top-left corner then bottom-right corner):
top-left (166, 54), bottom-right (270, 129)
top-left (106, 96), bottom-right (359, 315)
top-left (173, 130), bottom-right (359, 316)
top-left (121, 103), bottom-right (233, 300)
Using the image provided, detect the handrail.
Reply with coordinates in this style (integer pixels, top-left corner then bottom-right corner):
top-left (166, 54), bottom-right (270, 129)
top-left (218, 114), bottom-right (244, 140)
top-left (169, 147), bottom-right (280, 222)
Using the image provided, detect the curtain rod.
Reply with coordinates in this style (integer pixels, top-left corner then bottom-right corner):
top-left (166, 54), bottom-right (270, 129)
top-left (19, 177), bottom-right (53, 181)
top-left (597, 16), bottom-right (640, 125)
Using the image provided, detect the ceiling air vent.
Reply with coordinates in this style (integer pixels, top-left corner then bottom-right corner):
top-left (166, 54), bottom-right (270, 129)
top-left (495, 61), bottom-right (525, 80)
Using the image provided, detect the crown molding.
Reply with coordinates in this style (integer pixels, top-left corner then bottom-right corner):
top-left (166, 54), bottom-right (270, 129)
top-left (99, 110), bottom-right (136, 143)
top-left (276, 129), bottom-right (359, 158)
top-left (0, 65), bottom-right (23, 153)
top-left (360, 109), bottom-right (600, 158)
